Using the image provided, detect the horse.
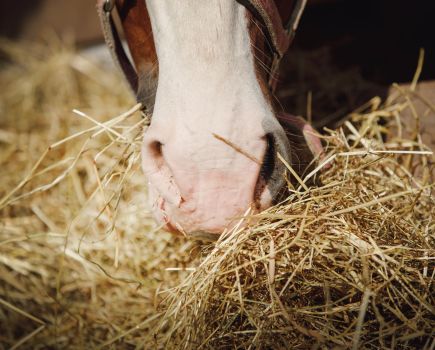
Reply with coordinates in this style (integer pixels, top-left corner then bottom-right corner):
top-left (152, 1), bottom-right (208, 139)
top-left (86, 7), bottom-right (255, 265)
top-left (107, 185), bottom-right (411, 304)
top-left (97, 0), bottom-right (324, 239)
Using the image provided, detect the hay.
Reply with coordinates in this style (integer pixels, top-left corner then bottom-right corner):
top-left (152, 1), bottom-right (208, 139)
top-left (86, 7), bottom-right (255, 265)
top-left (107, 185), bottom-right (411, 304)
top-left (0, 39), bottom-right (433, 349)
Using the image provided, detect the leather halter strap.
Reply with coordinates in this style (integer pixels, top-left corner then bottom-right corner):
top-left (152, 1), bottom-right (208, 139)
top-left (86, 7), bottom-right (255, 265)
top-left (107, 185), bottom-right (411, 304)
top-left (236, 0), bottom-right (306, 57)
top-left (97, 0), bottom-right (145, 96)
top-left (237, 0), bottom-right (306, 89)
top-left (97, 0), bottom-right (307, 98)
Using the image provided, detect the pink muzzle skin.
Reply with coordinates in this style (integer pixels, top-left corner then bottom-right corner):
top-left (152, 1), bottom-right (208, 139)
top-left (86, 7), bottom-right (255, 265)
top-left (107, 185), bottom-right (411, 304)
top-left (147, 167), bottom-right (269, 240)
top-left (142, 125), bottom-right (270, 239)
top-left (142, 113), bottom-right (324, 240)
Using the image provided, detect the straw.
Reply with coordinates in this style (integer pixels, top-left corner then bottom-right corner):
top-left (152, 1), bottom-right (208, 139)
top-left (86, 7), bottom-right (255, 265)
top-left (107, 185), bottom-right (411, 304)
top-left (0, 38), bottom-right (433, 349)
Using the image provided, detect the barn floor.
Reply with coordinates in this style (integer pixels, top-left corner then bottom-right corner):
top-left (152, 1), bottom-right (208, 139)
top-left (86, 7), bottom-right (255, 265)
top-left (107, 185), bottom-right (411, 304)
top-left (0, 37), bottom-right (433, 349)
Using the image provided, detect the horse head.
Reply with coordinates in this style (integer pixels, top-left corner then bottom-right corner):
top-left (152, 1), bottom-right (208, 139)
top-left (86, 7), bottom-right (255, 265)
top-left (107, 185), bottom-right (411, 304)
top-left (98, 0), bottom-right (322, 239)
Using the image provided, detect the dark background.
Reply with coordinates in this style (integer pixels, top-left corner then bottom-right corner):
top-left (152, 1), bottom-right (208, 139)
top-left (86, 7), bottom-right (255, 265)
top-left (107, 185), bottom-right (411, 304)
top-left (278, 0), bottom-right (435, 127)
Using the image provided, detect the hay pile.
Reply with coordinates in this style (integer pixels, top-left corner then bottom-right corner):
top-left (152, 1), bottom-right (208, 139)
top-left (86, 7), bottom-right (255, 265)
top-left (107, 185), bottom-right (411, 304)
top-left (0, 40), bottom-right (433, 349)
top-left (0, 38), bottom-right (194, 349)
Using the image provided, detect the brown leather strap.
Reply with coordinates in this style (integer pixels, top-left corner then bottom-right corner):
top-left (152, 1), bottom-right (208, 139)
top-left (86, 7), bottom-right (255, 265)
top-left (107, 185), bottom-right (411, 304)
top-left (269, 0), bottom-right (307, 91)
top-left (284, 0), bottom-right (307, 42)
top-left (96, 0), bottom-right (138, 94)
top-left (238, 0), bottom-right (306, 90)
top-left (237, 0), bottom-right (306, 57)
top-left (238, 0), bottom-right (290, 57)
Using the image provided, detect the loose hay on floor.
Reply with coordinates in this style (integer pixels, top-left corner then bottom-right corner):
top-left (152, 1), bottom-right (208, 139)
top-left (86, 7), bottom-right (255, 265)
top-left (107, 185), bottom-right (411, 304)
top-left (0, 39), bottom-right (433, 349)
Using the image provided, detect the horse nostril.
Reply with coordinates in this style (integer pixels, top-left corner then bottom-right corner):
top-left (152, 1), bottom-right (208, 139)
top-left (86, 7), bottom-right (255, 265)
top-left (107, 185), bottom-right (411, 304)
top-left (142, 136), bottom-right (183, 206)
top-left (148, 140), bottom-right (163, 158)
top-left (146, 139), bottom-right (168, 169)
top-left (259, 134), bottom-right (275, 183)
top-left (254, 134), bottom-right (276, 208)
